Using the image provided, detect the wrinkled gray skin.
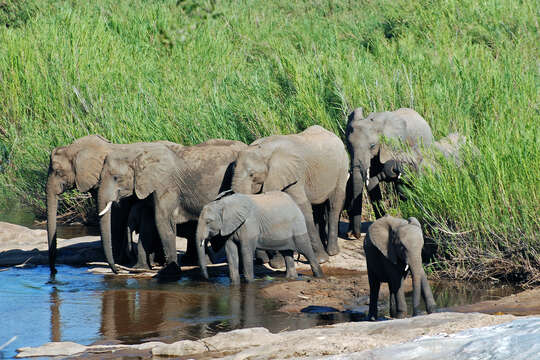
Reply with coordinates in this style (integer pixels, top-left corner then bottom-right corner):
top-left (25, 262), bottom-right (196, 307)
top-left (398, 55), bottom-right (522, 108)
top-left (346, 108), bottom-right (433, 237)
top-left (364, 215), bottom-right (436, 320)
top-left (197, 191), bottom-right (323, 284)
top-left (46, 135), bottom-right (173, 274)
top-left (126, 197), bottom-right (165, 269)
top-left (231, 125), bottom-right (349, 264)
top-left (98, 139), bottom-right (247, 274)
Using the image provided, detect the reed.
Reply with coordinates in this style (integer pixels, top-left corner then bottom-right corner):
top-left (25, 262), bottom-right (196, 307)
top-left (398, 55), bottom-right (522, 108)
top-left (0, 0), bottom-right (538, 283)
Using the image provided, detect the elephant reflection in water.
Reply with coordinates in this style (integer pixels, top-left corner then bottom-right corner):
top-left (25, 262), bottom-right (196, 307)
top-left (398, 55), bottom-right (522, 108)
top-left (50, 288), bottom-right (61, 342)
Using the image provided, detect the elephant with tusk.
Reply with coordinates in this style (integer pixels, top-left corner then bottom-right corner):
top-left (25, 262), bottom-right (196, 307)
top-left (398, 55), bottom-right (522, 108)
top-left (46, 135), bottom-right (180, 274)
top-left (345, 108), bottom-right (434, 237)
top-left (97, 139), bottom-right (247, 275)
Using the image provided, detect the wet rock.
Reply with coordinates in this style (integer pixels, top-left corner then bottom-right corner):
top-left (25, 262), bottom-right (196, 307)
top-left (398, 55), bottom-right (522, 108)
top-left (16, 342), bottom-right (87, 358)
top-left (152, 340), bottom-right (208, 356)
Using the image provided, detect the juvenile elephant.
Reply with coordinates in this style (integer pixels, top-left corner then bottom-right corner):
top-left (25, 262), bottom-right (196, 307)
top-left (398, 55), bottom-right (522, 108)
top-left (97, 139), bottom-right (247, 274)
top-left (196, 191), bottom-right (323, 284)
top-left (46, 135), bottom-right (177, 274)
top-left (126, 197), bottom-right (165, 269)
top-left (231, 125), bottom-right (349, 264)
top-left (364, 215), bottom-right (436, 320)
top-left (365, 132), bottom-right (470, 191)
top-left (346, 108), bottom-right (433, 237)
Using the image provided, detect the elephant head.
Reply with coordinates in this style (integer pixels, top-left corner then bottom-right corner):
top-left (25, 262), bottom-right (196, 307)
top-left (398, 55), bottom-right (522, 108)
top-left (368, 215), bottom-right (436, 315)
top-left (197, 194), bottom-right (253, 279)
top-left (346, 108), bottom-right (433, 236)
top-left (97, 143), bottom-right (173, 272)
top-left (231, 145), bottom-right (304, 195)
top-left (46, 134), bottom-right (112, 274)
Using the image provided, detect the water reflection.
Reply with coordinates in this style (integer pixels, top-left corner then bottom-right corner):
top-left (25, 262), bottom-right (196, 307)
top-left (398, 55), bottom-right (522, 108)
top-left (0, 266), bottom-right (524, 360)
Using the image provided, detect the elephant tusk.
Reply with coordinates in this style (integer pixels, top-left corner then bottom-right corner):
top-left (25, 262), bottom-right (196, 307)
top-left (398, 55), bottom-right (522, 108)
top-left (398, 173), bottom-right (402, 180)
top-left (365, 168), bottom-right (370, 186)
top-left (404, 264), bottom-right (409, 272)
top-left (99, 201), bottom-right (113, 217)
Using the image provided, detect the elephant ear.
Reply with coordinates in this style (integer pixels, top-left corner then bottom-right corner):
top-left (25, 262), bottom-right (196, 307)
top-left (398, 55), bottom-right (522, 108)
top-left (133, 147), bottom-right (174, 200)
top-left (74, 148), bottom-right (108, 192)
top-left (368, 216), bottom-right (408, 264)
top-left (378, 144), bottom-right (395, 164)
top-left (263, 149), bottom-right (306, 192)
top-left (221, 195), bottom-right (254, 236)
top-left (368, 217), bottom-right (392, 260)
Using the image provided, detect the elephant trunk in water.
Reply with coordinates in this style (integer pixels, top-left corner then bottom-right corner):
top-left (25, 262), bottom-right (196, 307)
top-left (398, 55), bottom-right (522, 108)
top-left (46, 176), bottom-right (60, 275)
top-left (98, 180), bottom-right (118, 274)
top-left (196, 220), bottom-right (209, 280)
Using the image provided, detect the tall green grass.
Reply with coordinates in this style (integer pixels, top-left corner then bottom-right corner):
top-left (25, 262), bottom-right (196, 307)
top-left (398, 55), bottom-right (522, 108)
top-left (0, 0), bottom-right (538, 282)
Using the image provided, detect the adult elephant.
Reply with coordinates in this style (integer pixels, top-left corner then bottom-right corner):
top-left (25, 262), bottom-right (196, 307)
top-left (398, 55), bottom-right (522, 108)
top-left (46, 135), bottom-right (180, 274)
top-left (346, 108), bottom-right (433, 238)
top-left (231, 125), bottom-right (349, 263)
top-left (364, 215), bottom-right (436, 320)
top-left (97, 139), bottom-right (247, 274)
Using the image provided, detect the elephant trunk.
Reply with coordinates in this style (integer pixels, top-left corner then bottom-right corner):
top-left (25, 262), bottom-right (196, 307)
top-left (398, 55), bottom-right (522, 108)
top-left (196, 220), bottom-right (209, 279)
top-left (46, 177), bottom-right (60, 275)
top-left (409, 256), bottom-right (427, 316)
top-left (98, 182), bottom-right (118, 274)
top-left (349, 164), bottom-right (367, 237)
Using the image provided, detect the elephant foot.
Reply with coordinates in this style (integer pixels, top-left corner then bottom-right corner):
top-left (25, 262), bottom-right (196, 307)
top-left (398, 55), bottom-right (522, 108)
top-left (269, 253), bottom-right (286, 269)
top-left (156, 262), bottom-right (182, 281)
top-left (326, 243), bottom-right (340, 256)
top-left (395, 311), bottom-right (407, 319)
top-left (316, 251), bottom-right (329, 264)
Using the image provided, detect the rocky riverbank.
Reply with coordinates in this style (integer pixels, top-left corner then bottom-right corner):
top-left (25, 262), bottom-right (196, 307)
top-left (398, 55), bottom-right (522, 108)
top-left (2, 221), bottom-right (540, 359)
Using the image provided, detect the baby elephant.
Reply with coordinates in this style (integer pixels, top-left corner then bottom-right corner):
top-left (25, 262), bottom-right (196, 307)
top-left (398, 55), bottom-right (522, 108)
top-left (364, 215), bottom-right (436, 320)
top-left (196, 191), bottom-right (323, 284)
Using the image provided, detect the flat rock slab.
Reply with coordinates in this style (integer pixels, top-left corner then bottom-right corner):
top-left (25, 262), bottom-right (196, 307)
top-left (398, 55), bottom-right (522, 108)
top-left (16, 312), bottom-right (518, 359)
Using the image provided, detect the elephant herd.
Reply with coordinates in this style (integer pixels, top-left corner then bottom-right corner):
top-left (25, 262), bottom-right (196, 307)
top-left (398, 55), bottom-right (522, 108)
top-left (47, 107), bottom-right (466, 318)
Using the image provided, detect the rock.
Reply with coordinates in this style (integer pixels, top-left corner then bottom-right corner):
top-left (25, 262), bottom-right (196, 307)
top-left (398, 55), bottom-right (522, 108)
top-left (152, 328), bottom-right (278, 357)
top-left (152, 340), bottom-right (208, 356)
top-left (16, 342), bottom-right (87, 358)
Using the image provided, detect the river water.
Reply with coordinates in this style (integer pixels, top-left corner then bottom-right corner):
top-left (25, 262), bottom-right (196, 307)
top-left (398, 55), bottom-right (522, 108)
top-left (0, 264), bottom-right (521, 359)
top-left (0, 208), bottom-right (525, 359)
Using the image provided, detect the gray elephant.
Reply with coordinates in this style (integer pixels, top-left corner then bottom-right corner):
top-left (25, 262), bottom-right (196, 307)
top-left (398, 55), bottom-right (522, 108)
top-left (126, 197), bottom-right (165, 269)
top-left (364, 215), bottom-right (436, 320)
top-left (46, 135), bottom-right (176, 274)
top-left (346, 108), bottom-right (434, 237)
top-left (97, 139), bottom-right (247, 275)
top-left (196, 191), bottom-right (323, 284)
top-left (231, 125), bottom-right (349, 264)
top-left (365, 132), bottom-right (470, 190)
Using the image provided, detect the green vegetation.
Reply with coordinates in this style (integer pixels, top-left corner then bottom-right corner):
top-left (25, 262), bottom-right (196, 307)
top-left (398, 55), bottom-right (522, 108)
top-left (0, 0), bottom-right (538, 283)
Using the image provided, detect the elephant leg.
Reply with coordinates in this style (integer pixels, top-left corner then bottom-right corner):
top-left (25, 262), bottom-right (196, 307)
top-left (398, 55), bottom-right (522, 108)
top-left (287, 188), bottom-right (329, 263)
top-left (134, 232), bottom-right (151, 269)
top-left (240, 241), bottom-right (255, 282)
top-left (421, 276), bottom-right (437, 314)
top-left (295, 233), bottom-right (323, 278)
top-left (395, 280), bottom-right (408, 318)
top-left (368, 182), bottom-right (385, 219)
top-left (327, 183), bottom-right (346, 256)
top-left (268, 251), bottom-right (285, 269)
top-left (255, 249), bottom-right (269, 264)
top-left (225, 239), bottom-right (241, 285)
top-left (281, 250), bottom-right (297, 279)
top-left (367, 268), bottom-right (380, 321)
top-left (153, 203), bottom-right (181, 278)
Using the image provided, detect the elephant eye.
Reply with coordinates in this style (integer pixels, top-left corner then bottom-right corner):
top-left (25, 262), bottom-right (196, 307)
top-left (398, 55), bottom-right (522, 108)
top-left (249, 172), bottom-right (254, 178)
top-left (113, 175), bottom-right (118, 181)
